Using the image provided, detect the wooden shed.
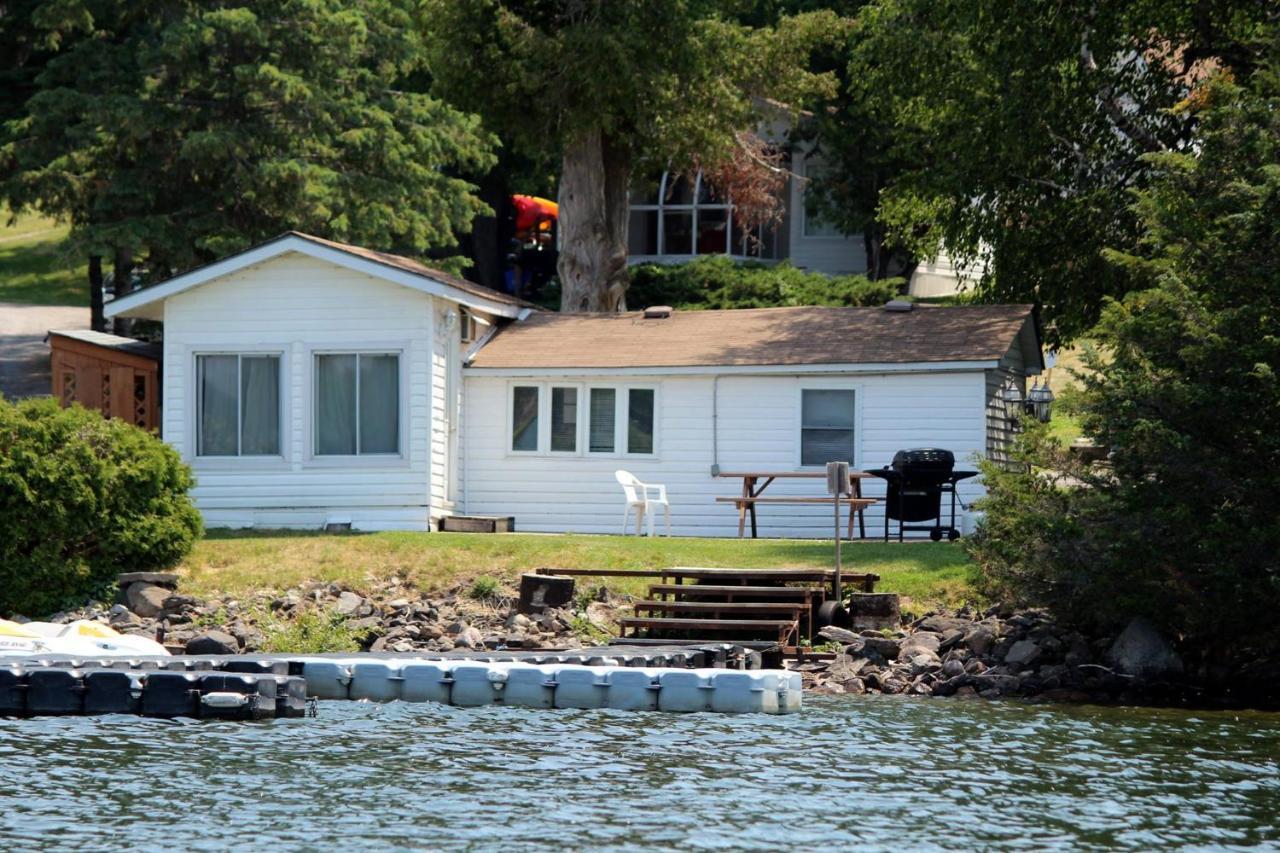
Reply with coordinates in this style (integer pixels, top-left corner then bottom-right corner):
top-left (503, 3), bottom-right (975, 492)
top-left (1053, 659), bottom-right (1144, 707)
top-left (48, 329), bottom-right (162, 432)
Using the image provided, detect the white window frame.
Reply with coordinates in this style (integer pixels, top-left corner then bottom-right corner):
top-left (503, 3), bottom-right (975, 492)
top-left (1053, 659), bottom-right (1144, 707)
top-left (795, 383), bottom-right (861, 470)
top-left (506, 381), bottom-right (659, 458)
top-left (190, 348), bottom-right (287, 465)
top-left (629, 171), bottom-right (780, 261)
top-left (306, 346), bottom-right (409, 465)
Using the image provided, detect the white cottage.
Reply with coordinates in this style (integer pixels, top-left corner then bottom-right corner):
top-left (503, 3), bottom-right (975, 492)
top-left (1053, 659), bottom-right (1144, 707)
top-left (105, 233), bottom-right (1043, 537)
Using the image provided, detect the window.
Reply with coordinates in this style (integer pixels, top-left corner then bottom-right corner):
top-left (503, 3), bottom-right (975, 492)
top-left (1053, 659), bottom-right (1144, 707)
top-left (511, 385), bottom-right (539, 451)
top-left (550, 387), bottom-right (578, 452)
top-left (511, 383), bottom-right (656, 455)
top-left (197, 354), bottom-right (280, 457)
top-left (801, 156), bottom-right (844, 238)
top-left (800, 389), bottom-right (856, 466)
top-left (588, 388), bottom-right (616, 452)
top-left (315, 353), bottom-right (400, 456)
top-left (627, 171), bottom-right (782, 260)
top-left (627, 388), bottom-right (655, 454)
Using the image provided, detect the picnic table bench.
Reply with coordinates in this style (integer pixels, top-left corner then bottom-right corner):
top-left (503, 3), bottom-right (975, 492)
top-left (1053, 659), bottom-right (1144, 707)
top-left (714, 470), bottom-right (878, 539)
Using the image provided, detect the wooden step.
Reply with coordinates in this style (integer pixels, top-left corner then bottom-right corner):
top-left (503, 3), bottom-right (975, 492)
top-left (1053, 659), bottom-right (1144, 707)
top-left (632, 600), bottom-right (806, 613)
top-left (619, 616), bottom-right (799, 644)
top-left (647, 584), bottom-right (821, 599)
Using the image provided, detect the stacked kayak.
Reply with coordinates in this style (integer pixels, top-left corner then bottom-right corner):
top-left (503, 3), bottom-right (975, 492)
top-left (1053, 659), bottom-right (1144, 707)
top-left (0, 619), bottom-right (168, 658)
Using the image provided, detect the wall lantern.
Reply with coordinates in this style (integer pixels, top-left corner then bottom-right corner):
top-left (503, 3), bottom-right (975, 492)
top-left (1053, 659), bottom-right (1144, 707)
top-left (1000, 382), bottom-right (1025, 423)
top-left (1027, 381), bottom-right (1055, 423)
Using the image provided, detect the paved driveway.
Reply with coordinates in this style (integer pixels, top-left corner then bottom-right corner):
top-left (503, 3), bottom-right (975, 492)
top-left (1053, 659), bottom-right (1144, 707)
top-left (0, 302), bottom-right (90, 399)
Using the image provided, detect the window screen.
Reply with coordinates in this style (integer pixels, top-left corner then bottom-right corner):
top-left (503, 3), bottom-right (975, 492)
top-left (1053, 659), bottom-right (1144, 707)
top-left (801, 389), bottom-right (855, 466)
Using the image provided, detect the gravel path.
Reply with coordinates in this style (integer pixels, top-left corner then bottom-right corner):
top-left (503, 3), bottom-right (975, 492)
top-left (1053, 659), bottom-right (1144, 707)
top-left (0, 302), bottom-right (90, 399)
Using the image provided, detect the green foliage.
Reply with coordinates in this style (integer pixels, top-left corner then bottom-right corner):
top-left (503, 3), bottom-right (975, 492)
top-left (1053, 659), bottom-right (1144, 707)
top-left (844, 0), bottom-right (1276, 344)
top-left (1, 0), bottom-right (495, 280)
top-left (626, 256), bottom-right (901, 310)
top-left (0, 396), bottom-right (203, 616)
top-left (467, 575), bottom-right (500, 601)
top-left (968, 60), bottom-right (1280, 645)
top-left (257, 608), bottom-right (367, 654)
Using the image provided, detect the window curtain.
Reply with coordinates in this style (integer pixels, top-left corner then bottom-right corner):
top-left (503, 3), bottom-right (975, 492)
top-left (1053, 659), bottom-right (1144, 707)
top-left (589, 388), bottom-right (616, 452)
top-left (316, 354), bottom-right (357, 455)
top-left (198, 355), bottom-right (238, 456)
top-left (359, 354), bottom-right (399, 454)
top-left (240, 356), bottom-right (280, 455)
top-left (551, 387), bottom-right (577, 452)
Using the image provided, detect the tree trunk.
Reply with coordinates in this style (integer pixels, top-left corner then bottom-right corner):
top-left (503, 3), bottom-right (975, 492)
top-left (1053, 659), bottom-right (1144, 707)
top-left (556, 129), bottom-right (631, 312)
top-left (464, 168), bottom-right (511, 293)
top-left (88, 255), bottom-right (105, 332)
top-left (112, 248), bottom-right (135, 336)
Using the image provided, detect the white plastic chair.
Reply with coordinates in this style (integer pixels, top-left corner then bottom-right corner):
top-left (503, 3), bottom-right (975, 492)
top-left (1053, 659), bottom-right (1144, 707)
top-left (615, 470), bottom-right (671, 536)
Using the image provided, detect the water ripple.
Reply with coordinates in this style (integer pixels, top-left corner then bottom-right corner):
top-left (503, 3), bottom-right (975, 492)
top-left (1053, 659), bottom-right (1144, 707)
top-left (3, 697), bottom-right (1279, 851)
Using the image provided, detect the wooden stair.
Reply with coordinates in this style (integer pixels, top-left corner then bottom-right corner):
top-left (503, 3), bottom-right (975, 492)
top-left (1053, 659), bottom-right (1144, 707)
top-left (617, 617), bottom-right (800, 646)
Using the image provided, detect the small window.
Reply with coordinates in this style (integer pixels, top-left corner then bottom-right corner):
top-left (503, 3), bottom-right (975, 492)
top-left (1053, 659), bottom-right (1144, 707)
top-left (459, 309), bottom-right (477, 344)
top-left (197, 354), bottom-right (280, 457)
top-left (550, 386), bottom-right (578, 452)
top-left (627, 388), bottom-right (655, 454)
top-left (315, 353), bottom-right (400, 456)
top-left (588, 388), bottom-right (616, 453)
top-left (511, 385), bottom-right (539, 451)
top-left (801, 389), bottom-right (856, 466)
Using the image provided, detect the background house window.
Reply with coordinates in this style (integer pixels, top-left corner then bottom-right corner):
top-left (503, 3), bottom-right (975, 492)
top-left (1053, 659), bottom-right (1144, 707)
top-left (801, 156), bottom-right (844, 238)
top-left (315, 353), bottom-right (399, 455)
top-left (197, 353), bottom-right (280, 457)
top-left (800, 389), bottom-right (856, 466)
top-left (588, 388), bottom-right (616, 452)
top-left (627, 171), bottom-right (781, 260)
top-left (550, 387), bottom-right (578, 452)
top-left (627, 388), bottom-right (655, 454)
top-left (511, 385), bottom-right (539, 451)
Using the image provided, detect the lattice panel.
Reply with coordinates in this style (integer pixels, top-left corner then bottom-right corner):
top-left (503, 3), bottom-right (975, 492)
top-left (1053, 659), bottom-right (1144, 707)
top-left (134, 375), bottom-right (148, 427)
top-left (61, 371), bottom-right (76, 406)
top-left (100, 372), bottom-right (111, 415)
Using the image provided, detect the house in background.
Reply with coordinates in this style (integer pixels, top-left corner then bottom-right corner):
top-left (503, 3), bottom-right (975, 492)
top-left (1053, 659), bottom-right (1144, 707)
top-left (104, 232), bottom-right (1042, 536)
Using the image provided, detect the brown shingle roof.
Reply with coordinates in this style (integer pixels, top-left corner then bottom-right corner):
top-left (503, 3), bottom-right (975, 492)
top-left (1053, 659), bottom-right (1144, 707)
top-left (468, 304), bottom-right (1036, 369)
top-left (287, 232), bottom-right (538, 309)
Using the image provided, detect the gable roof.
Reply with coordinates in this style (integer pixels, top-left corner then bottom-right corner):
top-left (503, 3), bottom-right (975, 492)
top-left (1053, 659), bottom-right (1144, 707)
top-left (467, 304), bottom-right (1040, 373)
top-left (105, 231), bottom-right (536, 321)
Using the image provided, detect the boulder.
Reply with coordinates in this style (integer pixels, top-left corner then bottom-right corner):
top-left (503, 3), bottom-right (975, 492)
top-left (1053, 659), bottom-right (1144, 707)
top-left (126, 583), bottom-right (173, 618)
top-left (117, 572), bottom-right (179, 590)
top-left (186, 630), bottom-right (239, 655)
top-left (334, 591), bottom-right (365, 616)
top-left (848, 593), bottom-right (901, 631)
top-left (917, 614), bottom-right (970, 635)
top-left (862, 636), bottom-right (902, 659)
top-left (962, 625), bottom-right (997, 656)
top-left (1106, 617), bottom-right (1184, 679)
top-left (1004, 639), bottom-right (1042, 668)
top-left (897, 632), bottom-right (940, 661)
top-left (818, 625), bottom-right (861, 645)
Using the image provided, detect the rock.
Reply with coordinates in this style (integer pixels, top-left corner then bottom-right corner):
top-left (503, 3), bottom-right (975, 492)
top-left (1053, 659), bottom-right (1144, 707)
top-left (117, 572), bottom-right (179, 590)
top-left (126, 583), bottom-right (173, 618)
top-left (186, 630), bottom-right (239, 655)
top-left (917, 614), bottom-right (970, 635)
top-left (584, 602), bottom-right (615, 632)
top-left (818, 625), bottom-right (861, 645)
top-left (1106, 617), bottom-right (1184, 679)
top-left (457, 626), bottom-right (485, 649)
top-left (898, 632), bottom-right (940, 661)
top-left (938, 628), bottom-right (966, 653)
top-left (1004, 639), bottom-right (1042, 668)
top-left (386, 598), bottom-right (410, 610)
top-left (909, 654), bottom-right (941, 675)
top-left (334, 591), bottom-right (365, 616)
top-left (941, 658), bottom-right (966, 679)
top-left (847, 593), bottom-right (901, 631)
top-left (506, 613), bottom-right (534, 631)
top-left (861, 636), bottom-right (901, 659)
top-left (827, 656), bottom-right (869, 684)
top-left (447, 620), bottom-right (469, 635)
top-left (962, 625), bottom-right (997, 656)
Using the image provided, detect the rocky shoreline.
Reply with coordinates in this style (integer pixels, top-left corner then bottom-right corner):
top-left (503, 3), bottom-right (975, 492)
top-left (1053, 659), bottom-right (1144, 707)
top-left (22, 574), bottom-right (1277, 709)
top-left (797, 609), bottom-right (1279, 709)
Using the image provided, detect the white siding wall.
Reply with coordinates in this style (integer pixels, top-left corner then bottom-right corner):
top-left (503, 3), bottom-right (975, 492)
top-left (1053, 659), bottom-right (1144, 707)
top-left (460, 370), bottom-right (989, 537)
top-left (786, 150), bottom-right (867, 276)
top-left (162, 253), bottom-right (439, 530)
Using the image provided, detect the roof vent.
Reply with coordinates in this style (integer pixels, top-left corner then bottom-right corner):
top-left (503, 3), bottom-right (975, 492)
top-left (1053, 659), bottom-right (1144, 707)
top-left (883, 299), bottom-right (914, 313)
top-left (643, 305), bottom-right (673, 319)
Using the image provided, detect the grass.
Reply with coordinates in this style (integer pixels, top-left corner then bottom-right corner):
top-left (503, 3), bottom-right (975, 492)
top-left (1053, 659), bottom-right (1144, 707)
top-left (177, 530), bottom-right (980, 612)
top-left (0, 208), bottom-right (86, 305)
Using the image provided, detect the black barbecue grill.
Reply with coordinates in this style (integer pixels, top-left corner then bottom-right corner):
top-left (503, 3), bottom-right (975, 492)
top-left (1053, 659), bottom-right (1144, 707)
top-left (866, 448), bottom-right (978, 541)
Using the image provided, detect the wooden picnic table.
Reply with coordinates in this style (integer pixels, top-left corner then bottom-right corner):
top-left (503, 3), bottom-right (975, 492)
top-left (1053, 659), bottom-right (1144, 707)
top-left (714, 470), bottom-right (877, 539)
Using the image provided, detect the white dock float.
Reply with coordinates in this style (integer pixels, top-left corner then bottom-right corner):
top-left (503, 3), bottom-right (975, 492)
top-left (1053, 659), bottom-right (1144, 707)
top-left (293, 658), bottom-right (800, 714)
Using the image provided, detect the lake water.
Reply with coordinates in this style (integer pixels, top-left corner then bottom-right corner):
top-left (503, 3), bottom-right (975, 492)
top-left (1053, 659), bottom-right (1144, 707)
top-left (6, 696), bottom-right (1279, 850)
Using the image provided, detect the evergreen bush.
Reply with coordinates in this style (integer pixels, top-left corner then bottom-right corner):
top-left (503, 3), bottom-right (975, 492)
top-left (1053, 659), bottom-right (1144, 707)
top-left (0, 397), bottom-right (203, 616)
top-left (626, 256), bottom-right (901, 310)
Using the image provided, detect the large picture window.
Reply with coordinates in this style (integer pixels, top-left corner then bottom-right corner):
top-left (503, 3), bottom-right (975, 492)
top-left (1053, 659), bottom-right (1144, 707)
top-left (512, 383), bottom-right (656, 456)
top-left (800, 389), bottom-right (856, 466)
top-left (627, 172), bottom-right (782, 261)
top-left (197, 354), bottom-right (280, 457)
top-left (315, 353), bottom-right (400, 456)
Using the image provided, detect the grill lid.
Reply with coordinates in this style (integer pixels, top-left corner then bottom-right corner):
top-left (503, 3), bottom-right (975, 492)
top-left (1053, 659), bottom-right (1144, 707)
top-left (891, 448), bottom-right (956, 473)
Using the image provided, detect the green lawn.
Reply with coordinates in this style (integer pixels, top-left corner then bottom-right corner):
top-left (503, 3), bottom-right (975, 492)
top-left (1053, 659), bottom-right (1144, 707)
top-left (0, 209), bottom-right (86, 305)
top-left (181, 530), bottom-right (980, 611)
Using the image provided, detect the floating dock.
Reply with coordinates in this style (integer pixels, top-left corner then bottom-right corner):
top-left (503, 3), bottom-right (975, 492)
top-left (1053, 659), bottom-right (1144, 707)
top-left (0, 644), bottom-right (801, 719)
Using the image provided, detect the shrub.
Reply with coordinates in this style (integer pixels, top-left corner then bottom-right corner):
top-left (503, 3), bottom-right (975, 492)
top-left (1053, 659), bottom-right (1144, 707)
top-left (467, 575), bottom-right (500, 601)
top-left (626, 256), bottom-right (902, 310)
top-left (0, 397), bottom-right (203, 615)
top-left (257, 608), bottom-right (368, 653)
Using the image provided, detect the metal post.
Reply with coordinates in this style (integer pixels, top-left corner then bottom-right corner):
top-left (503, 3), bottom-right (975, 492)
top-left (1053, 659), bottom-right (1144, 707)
top-left (826, 461), bottom-right (849, 604)
top-left (833, 490), bottom-right (842, 602)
